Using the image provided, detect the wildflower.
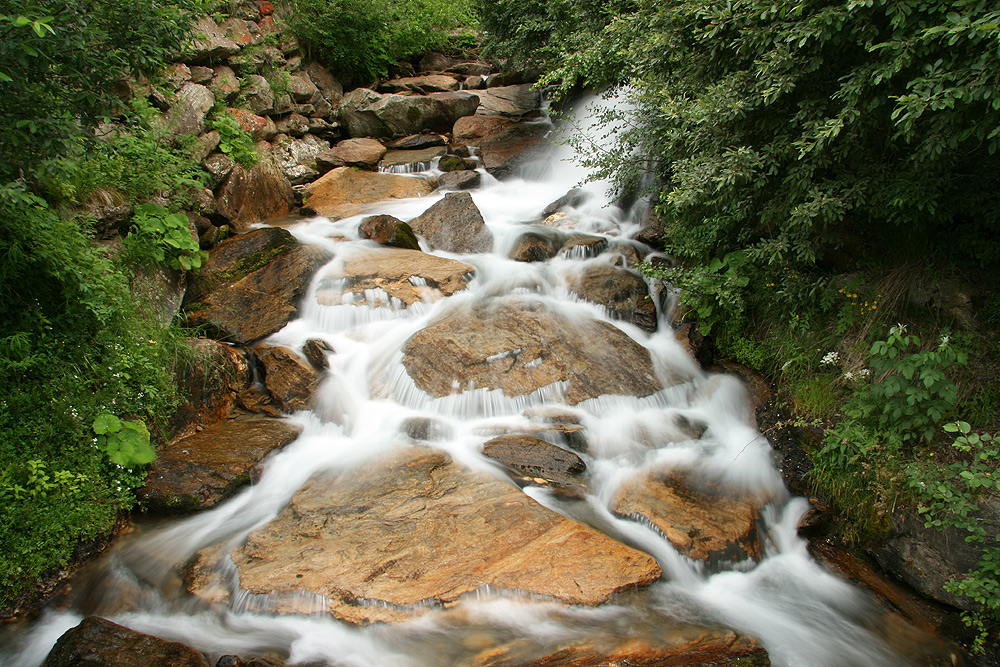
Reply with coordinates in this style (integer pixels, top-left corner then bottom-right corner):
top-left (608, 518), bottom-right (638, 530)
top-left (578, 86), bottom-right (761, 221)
top-left (939, 333), bottom-right (951, 349)
top-left (858, 368), bottom-right (871, 378)
top-left (820, 351), bottom-right (840, 366)
top-left (843, 371), bottom-right (855, 381)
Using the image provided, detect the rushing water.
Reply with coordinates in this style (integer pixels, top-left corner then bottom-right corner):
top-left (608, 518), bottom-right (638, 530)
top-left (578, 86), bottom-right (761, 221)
top-left (1, 97), bottom-right (951, 667)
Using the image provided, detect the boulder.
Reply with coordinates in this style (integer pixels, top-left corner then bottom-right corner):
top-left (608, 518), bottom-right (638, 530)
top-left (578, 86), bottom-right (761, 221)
top-left (418, 52), bottom-right (458, 72)
top-left (474, 84), bottom-right (542, 118)
top-left (190, 130), bottom-right (221, 162)
top-left (190, 448), bottom-right (661, 623)
top-left (181, 17), bottom-right (241, 64)
top-left (445, 61), bottom-right (493, 77)
top-left (43, 617), bottom-right (210, 667)
top-left (210, 65), bottom-right (241, 102)
top-left (379, 146), bottom-right (447, 172)
top-left (482, 434), bottom-right (586, 493)
top-left (304, 61), bottom-right (343, 103)
top-left (379, 74), bottom-right (461, 94)
top-left (165, 83), bottom-right (215, 137)
top-left (510, 231), bottom-right (561, 262)
top-left (301, 167), bottom-right (436, 220)
top-left (407, 192), bottom-right (493, 254)
top-left (163, 63), bottom-right (192, 91)
top-left (567, 263), bottom-right (657, 332)
top-left (561, 233), bottom-right (608, 257)
top-left (543, 189), bottom-right (590, 217)
top-left (478, 129), bottom-right (550, 178)
top-left (140, 418), bottom-right (302, 513)
top-left (169, 338), bottom-right (251, 438)
top-left (338, 88), bottom-right (480, 138)
top-left (438, 155), bottom-right (476, 172)
top-left (315, 137), bottom-right (387, 171)
top-left (386, 133), bottom-right (447, 150)
top-left (438, 169), bottom-right (481, 191)
top-left (274, 113), bottom-right (310, 137)
top-left (315, 247), bottom-right (474, 307)
top-left (184, 229), bottom-right (328, 343)
top-left (612, 471), bottom-right (763, 563)
top-left (255, 345), bottom-right (321, 412)
top-left (225, 108), bottom-right (277, 142)
top-left (302, 338), bottom-right (334, 371)
top-left (454, 115), bottom-right (520, 145)
top-left (307, 117), bottom-right (342, 141)
top-left (203, 153), bottom-right (234, 189)
top-left (271, 132), bottom-right (330, 185)
top-left (215, 141), bottom-right (294, 229)
top-left (242, 75), bottom-right (275, 115)
top-left (400, 296), bottom-right (663, 405)
top-left (229, 46), bottom-right (285, 75)
top-left (358, 214), bottom-right (421, 250)
top-left (287, 70), bottom-right (320, 102)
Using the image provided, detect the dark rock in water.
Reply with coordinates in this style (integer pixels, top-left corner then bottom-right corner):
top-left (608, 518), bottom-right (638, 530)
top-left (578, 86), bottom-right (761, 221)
top-left (379, 146), bottom-right (447, 171)
top-left (634, 204), bottom-right (665, 251)
top-left (255, 345), bottom-right (321, 412)
top-left (483, 434), bottom-right (587, 495)
top-left (674, 323), bottom-right (715, 369)
top-left (140, 418), bottom-right (302, 513)
top-left (302, 338), bottom-right (334, 370)
top-left (185, 227), bottom-right (297, 305)
top-left (542, 188), bottom-right (590, 217)
top-left (438, 155), bottom-right (473, 172)
top-left (215, 657), bottom-right (287, 667)
top-left (43, 616), bottom-right (210, 667)
top-left (408, 192), bottom-right (493, 254)
top-left (437, 169), bottom-right (481, 191)
top-left (560, 233), bottom-right (608, 258)
top-left (567, 263), bottom-right (658, 333)
top-left (402, 416), bottom-right (452, 441)
top-left (509, 231), bottom-right (561, 262)
top-left (401, 296), bottom-right (664, 405)
top-left (359, 214), bottom-right (421, 250)
top-left (215, 141), bottom-right (294, 230)
top-left (169, 338), bottom-right (250, 438)
top-left (612, 470), bottom-right (765, 564)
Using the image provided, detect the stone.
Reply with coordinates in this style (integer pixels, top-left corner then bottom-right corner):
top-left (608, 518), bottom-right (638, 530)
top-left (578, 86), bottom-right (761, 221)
top-left (307, 117), bottom-right (342, 141)
top-left (274, 113), bottom-right (310, 137)
top-left (612, 471), bottom-right (763, 563)
top-left (203, 153), bottom-right (235, 189)
top-left (242, 75), bottom-right (274, 115)
top-left (255, 345), bottom-right (321, 412)
top-left (229, 47), bottom-right (285, 75)
top-left (509, 231), bottom-right (561, 262)
top-left (181, 17), bottom-right (241, 64)
top-left (192, 448), bottom-right (661, 623)
top-left (182, 226), bottom-right (297, 302)
top-left (163, 63), bottom-right (192, 91)
top-left (301, 167), bottom-right (436, 220)
top-left (287, 71), bottom-right (320, 102)
top-left (209, 65), bottom-right (241, 102)
top-left (304, 62), bottom-right (343, 103)
top-left (453, 115), bottom-right (520, 145)
top-left (400, 296), bottom-right (663, 405)
top-left (418, 52), bottom-right (457, 72)
top-left (379, 74), bottom-right (461, 94)
top-left (634, 204), bottom-right (665, 251)
top-left (561, 233), bottom-right (608, 258)
top-left (169, 338), bottom-right (251, 438)
top-left (191, 130), bottom-right (221, 163)
top-left (438, 169), bottom-right (481, 190)
top-left (165, 83), bottom-right (215, 137)
top-left (316, 247), bottom-right (474, 307)
top-left (184, 229), bottom-right (328, 343)
top-left (140, 418), bottom-right (302, 513)
top-left (358, 214), bottom-right (421, 250)
top-left (271, 132), bottom-right (329, 185)
top-left (478, 130), bottom-right (550, 178)
top-left (474, 84), bottom-right (542, 118)
top-left (566, 263), bottom-right (657, 332)
top-left (43, 617), bottom-right (210, 667)
top-left (338, 88), bottom-right (480, 138)
top-left (315, 137), bottom-right (387, 171)
top-left (482, 434), bottom-right (586, 493)
top-left (543, 189), bottom-right (589, 217)
top-left (386, 133), bottom-right (447, 150)
top-left (189, 66), bottom-right (215, 84)
top-left (220, 17), bottom-right (253, 46)
top-left (445, 62), bottom-right (493, 77)
top-left (379, 146), bottom-right (447, 171)
top-left (216, 141), bottom-right (295, 230)
top-left (464, 75), bottom-right (486, 89)
top-left (407, 192), bottom-right (493, 254)
top-left (226, 108), bottom-right (274, 141)
top-left (302, 338), bottom-right (334, 371)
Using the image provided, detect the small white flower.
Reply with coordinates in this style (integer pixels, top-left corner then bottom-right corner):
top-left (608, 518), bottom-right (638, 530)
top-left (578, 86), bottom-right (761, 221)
top-left (843, 371), bottom-right (855, 381)
top-left (858, 368), bottom-right (871, 378)
top-left (821, 351), bottom-right (840, 366)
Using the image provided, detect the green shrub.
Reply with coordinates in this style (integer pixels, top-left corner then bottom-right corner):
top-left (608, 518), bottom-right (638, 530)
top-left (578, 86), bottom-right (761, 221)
top-left (128, 203), bottom-right (208, 272)
top-left (209, 111), bottom-right (259, 169)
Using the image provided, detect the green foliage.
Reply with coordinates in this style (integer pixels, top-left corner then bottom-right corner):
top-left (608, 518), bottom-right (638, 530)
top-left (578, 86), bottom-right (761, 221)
top-left (908, 421), bottom-right (1000, 652)
top-left (288, 0), bottom-right (478, 85)
top-left (210, 111), bottom-right (259, 169)
top-left (129, 203), bottom-right (208, 272)
top-left (92, 414), bottom-right (156, 468)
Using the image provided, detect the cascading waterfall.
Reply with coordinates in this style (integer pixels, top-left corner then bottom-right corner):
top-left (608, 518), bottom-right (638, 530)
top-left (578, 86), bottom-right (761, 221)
top-left (1, 94), bottom-right (952, 667)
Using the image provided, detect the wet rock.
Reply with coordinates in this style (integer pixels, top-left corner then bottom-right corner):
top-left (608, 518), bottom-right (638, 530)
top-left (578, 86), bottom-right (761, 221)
top-left (338, 88), bottom-right (480, 138)
top-left (400, 296), bottom-right (664, 405)
top-left (301, 167), bottom-right (436, 220)
top-left (43, 616), bottom-right (210, 667)
top-left (634, 205), bottom-right (665, 251)
top-left (358, 214), bottom-right (421, 250)
top-left (215, 141), bottom-right (295, 229)
top-left (438, 169), bottom-right (481, 191)
top-left (140, 418), bottom-right (302, 513)
top-left (408, 192), bottom-right (493, 254)
top-left (379, 74), bottom-right (461, 94)
top-left (542, 189), bottom-right (589, 217)
top-left (386, 133), bottom-right (447, 150)
top-left (379, 146), bottom-right (447, 171)
top-left (612, 471), bottom-right (763, 563)
top-left (482, 434), bottom-right (586, 494)
top-left (181, 17), bottom-right (241, 64)
top-left (474, 84), bottom-right (542, 118)
top-left (184, 228), bottom-right (328, 343)
top-left (169, 338), bottom-right (251, 438)
top-left (302, 338), bottom-right (334, 371)
top-left (315, 137), bottom-right (387, 171)
top-left (191, 448), bottom-right (661, 623)
top-left (510, 231), bottom-right (561, 262)
top-left (454, 115), bottom-right (520, 145)
top-left (165, 83), bottom-right (215, 137)
top-left (438, 155), bottom-right (476, 172)
top-left (674, 323), bottom-right (715, 369)
top-left (605, 239), bottom-right (648, 269)
top-left (566, 263), bottom-right (657, 333)
top-left (402, 416), bottom-right (452, 441)
top-left (255, 344), bottom-right (321, 412)
top-left (445, 61), bottom-right (493, 77)
top-left (316, 247), bottom-right (474, 307)
top-left (560, 233), bottom-right (607, 258)
top-left (271, 132), bottom-right (330, 185)
top-left (477, 126), bottom-right (550, 178)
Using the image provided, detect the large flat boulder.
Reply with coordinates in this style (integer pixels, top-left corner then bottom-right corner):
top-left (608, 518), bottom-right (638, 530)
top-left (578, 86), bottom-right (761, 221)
top-left (379, 74), bottom-right (460, 94)
top-left (315, 247), bottom-right (475, 307)
top-left (474, 84), bottom-right (542, 118)
top-left (612, 471), bottom-right (763, 563)
top-left (43, 617), bottom-right (210, 667)
top-left (315, 137), bottom-right (387, 172)
top-left (338, 88), bottom-right (480, 138)
top-left (566, 263), bottom-right (657, 333)
top-left (407, 192), bottom-right (493, 254)
top-left (401, 296), bottom-right (663, 405)
top-left (185, 227), bottom-right (298, 305)
top-left (302, 167), bottom-right (436, 220)
top-left (216, 141), bottom-right (295, 230)
top-left (140, 418), bottom-right (301, 513)
top-left (191, 448), bottom-right (661, 623)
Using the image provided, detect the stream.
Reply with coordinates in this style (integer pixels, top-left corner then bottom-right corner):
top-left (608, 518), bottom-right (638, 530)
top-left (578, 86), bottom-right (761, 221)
top-left (1, 96), bottom-right (951, 667)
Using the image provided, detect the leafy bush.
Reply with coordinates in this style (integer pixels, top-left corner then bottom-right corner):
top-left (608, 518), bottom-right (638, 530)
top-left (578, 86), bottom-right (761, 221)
top-left (128, 203), bottom-right (208, 272)
top-left (210, 111), bottom-right (259, 169)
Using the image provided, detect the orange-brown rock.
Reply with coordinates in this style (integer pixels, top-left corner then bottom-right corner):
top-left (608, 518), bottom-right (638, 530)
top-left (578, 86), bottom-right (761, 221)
top-left (566, 263), bottom-right (657, 333)
top-left (198, 448), bottom-right (661, 623)
top-left (139, 418), bottom-right (302, 513)
top-left (315, 137), bottom-right (387, 172)
top-left (169, 338), bottom-right (250, 438)
top-left (216, 141), bottom-right (294, 230)
top-left (379, 74), bottom-right (461, 94)
top-left (612, 471), bottom-right (763, 563)
top-left (302, 167), bottom-right (436, 220)
top-left (482, 434), bottom-right (586, 495)
top-left (401, 296), bottom-right (663, 405)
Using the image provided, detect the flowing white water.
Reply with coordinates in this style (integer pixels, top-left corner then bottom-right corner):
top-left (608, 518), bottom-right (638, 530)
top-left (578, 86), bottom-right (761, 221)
top-left (1, 95), bottom-right (942, 667)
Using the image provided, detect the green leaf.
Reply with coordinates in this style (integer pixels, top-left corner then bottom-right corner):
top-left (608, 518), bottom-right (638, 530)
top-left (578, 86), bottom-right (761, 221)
top-left (92, 413), bottom-right (122, 435)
